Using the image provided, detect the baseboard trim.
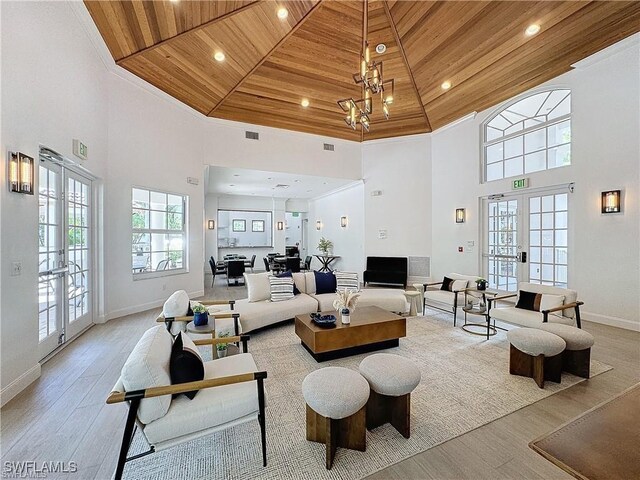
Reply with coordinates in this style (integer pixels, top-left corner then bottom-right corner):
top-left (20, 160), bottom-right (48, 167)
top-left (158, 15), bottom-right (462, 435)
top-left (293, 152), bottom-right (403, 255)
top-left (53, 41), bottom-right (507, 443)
top-left (106, 289), bottom-right (205, 321)
top-left (583, 311), bottom-right (639, 332)
top-left (1, 363), bottom-right (41, 407)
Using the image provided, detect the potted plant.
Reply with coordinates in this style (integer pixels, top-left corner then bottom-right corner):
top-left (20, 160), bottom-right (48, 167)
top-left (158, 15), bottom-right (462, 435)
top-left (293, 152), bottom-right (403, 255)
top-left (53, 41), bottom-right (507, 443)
top-left (317, 237), bottom-right (333, 255)
top-left (333, 290), bottom-right (360, 325)
top-left (216, 332), bottom-right (230, 358)
top-left (192, 303), bottom-right (208, 326)
top-left (475, 278), bottom-right (488, 291)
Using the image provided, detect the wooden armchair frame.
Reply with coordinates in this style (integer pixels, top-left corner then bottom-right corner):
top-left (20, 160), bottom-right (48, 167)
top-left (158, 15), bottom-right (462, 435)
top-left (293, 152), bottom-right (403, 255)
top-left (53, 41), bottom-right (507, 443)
top-left (107, 335), bottom-right (267, 480)
top-left (156, 300), bottom-right (240, 337)
top-left (487, 294), bottom-right (584, 329)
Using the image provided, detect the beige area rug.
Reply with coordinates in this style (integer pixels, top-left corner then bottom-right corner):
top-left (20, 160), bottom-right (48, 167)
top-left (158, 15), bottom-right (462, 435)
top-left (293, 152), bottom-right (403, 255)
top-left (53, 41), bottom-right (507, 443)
top-left (124, 313), bottom-right (611, 480)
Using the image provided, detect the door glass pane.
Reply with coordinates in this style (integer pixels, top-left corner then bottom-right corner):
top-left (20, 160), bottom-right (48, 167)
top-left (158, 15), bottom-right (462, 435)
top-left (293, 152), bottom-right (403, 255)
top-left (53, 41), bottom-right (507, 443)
top-left (486, 199), bottom-right (518, 291)
top-left (39, 165), bottom-right (60, 342)
top-left (67, 175), bottom-right (91, 323)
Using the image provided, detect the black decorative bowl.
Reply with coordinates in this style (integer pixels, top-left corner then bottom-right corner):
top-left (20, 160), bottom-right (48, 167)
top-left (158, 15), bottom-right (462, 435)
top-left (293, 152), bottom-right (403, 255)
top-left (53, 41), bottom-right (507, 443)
top-left (310, 313), bottom-right (336, 328)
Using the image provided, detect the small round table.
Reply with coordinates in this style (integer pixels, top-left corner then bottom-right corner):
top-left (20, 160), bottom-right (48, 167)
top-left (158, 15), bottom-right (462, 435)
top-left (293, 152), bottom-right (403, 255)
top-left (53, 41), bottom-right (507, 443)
top-left (186, 320), bottom-right (216, 358)
top-left (461, 289), bottom-right (499, 340)
top-left (404, 290), bottom-right (422, 316)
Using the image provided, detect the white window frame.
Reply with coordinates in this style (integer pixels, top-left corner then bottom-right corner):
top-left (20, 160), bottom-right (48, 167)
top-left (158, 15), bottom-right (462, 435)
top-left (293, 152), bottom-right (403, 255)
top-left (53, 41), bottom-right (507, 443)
top-left (481, 88), bottom-right (572, 183)
top-left (132, 186), bottom-right (189, 280)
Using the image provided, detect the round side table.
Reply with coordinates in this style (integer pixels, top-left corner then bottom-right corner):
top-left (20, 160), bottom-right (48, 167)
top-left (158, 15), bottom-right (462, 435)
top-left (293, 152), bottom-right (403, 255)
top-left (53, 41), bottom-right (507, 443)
top-left (404, 290), bottom-right (422, 317)
top-left (186, 320), bottom-right (216, 359)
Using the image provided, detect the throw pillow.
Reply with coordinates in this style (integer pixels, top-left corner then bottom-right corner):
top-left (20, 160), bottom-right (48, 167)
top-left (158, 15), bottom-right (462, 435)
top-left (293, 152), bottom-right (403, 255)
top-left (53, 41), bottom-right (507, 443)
top-left (451, 279), bottom-right (467, 292)
top-left (163, 290), bottom-right (190, 318)
top-left (275, 270), bottom-right (300, 294)
top-left (335, 271), bottom-right (360, 292)
top-left (540, 294), bottom-right (565, 316)
top-left (269, 275), bottom-right (295, 302)
top-left (314, 271), bottom-right (337, 295)
top-left (245, 272), bottom-right (271, 302)
top-left (440, 276), bottom-right (454, 291)
top-left (516, 290), bottom-right (540, 311)
top-left (292, 272), bottom-right (307, 294)
top-left (120, 325), bottom-right (173, 424)
top-left (169, 332), bottom-right (204, 400)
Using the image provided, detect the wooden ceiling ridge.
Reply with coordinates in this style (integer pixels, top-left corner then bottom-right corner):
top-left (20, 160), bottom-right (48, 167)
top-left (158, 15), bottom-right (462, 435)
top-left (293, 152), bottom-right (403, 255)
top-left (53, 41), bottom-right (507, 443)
top-left (115, 0), bottom-right (263, 65)
top-left (382, 0), bottom-right (431, 132)
top-left (207, 0), bottom-right (324, 116)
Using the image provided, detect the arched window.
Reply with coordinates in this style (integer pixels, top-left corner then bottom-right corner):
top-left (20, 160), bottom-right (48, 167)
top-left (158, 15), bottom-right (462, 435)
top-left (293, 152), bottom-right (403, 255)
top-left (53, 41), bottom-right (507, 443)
top-left (482, 89), bottom-right (571, 182)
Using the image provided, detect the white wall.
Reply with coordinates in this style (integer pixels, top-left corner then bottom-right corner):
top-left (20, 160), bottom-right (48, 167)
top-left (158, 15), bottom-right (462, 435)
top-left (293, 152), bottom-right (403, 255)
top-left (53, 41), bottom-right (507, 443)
top-left (308, 184), bottom-right (366, 275)
top-left (104, 75), bottom-right (206, 320)
top-left (430, 37), bottom-right (640, 330)
top-left (1, 0), bottom-right (109, 402)
top-left (362, 135), bottom-right (432, 279)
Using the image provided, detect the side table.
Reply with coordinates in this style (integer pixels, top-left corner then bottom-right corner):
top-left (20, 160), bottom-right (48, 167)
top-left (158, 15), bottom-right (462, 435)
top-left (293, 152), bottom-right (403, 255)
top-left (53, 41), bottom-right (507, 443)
top-left (404, 290), bottom-right (422, 317)
top-left (186, 320), bottom-right (217, 359)
top-left (461, 289), bottom-right (499, 340)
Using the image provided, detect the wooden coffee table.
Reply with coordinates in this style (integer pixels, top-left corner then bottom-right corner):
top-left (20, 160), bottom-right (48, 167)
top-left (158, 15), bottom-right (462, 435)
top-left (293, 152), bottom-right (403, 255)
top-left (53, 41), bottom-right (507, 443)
top-left (295, 306), bottom-right (406, 362)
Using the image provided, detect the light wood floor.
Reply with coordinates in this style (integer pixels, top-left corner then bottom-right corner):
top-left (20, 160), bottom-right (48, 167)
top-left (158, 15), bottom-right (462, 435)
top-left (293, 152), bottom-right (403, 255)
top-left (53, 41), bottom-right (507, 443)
top-left (1, 276), bottom-right (638, 479)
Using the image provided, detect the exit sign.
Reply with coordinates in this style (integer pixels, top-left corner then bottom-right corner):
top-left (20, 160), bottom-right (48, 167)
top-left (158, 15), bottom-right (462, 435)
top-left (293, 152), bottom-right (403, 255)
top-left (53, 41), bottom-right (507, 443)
top-left (72, 139), bottom-right (88, 161)
top-left (512, 177), bottom-right (529, 190)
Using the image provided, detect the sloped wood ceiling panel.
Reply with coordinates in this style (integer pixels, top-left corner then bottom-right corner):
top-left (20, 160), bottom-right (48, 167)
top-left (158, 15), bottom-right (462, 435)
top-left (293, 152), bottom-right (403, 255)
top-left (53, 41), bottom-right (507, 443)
top-left (85, 0), bottom-right (640, 140)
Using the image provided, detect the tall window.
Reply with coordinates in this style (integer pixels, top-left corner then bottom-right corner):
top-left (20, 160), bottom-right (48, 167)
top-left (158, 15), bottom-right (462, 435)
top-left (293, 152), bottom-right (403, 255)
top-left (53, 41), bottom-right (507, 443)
top-left (132, 187), bottom-right (187, 275)
top-left (483, 89), bottom-right (571, 182)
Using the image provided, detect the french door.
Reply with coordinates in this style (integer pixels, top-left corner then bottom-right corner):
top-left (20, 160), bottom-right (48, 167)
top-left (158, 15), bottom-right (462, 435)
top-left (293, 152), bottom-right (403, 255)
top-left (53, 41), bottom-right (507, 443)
top-left (482, 188), bottom-right (570, 292)
top-left (38, 157), bottom-right (93, 359)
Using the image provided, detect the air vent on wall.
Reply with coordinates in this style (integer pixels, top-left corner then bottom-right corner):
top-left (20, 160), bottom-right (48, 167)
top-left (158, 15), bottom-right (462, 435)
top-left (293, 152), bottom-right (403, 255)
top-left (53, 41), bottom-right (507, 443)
top-left (245, 131), bottom-right (259, 140)
top-left (323, 143), bottom-right (335, 151)
top-left (408, 256), bottom-right (431, 278)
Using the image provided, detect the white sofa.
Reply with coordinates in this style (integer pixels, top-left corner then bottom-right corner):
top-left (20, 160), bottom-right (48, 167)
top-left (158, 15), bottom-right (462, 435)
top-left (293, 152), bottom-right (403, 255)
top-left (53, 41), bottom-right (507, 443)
top-left (488, 282), bottom-right (583, 328)
top-left (231, 271), bottom-right (409, 332)
top-left (423, 273), bottom-right (479, 324)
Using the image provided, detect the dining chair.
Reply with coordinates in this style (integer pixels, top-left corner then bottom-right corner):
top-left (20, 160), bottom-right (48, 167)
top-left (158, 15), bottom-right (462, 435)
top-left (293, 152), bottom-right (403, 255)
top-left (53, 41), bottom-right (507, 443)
top-left (303, 255), bottom-right (312, 271)
top-left (227, 260), bottom-right (246, 286)
top-left (245, 254), bottom-right (256, 272)
top-left (285, 257), bottom-right (301, 273)
top-left (263, 257), bottom-right (271, 272)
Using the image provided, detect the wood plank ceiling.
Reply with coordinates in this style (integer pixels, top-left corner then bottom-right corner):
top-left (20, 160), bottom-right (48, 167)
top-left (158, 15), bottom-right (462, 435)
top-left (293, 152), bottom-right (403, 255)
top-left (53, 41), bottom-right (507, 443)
top-left (85, 0), bottom-right (640, 141)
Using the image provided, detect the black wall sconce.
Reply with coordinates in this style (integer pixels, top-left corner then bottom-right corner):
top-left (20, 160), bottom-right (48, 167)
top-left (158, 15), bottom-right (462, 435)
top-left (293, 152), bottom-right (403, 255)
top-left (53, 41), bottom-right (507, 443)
top-left (207, 220), bottom-right (215, 229)
top-left (601, 190), bottom-right (621, 214)
top-left (340, 216), bottom-right (348, 228)
top-left (455, 208), bottom-right (466, 223)
top-left (8, 151), bottom-right (34, 194)
top-left (276, 221), bottom-right (284, 230)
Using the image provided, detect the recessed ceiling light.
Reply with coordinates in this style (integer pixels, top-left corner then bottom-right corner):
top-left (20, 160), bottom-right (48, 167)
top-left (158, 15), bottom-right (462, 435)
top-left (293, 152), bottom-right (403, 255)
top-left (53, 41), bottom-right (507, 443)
top-left (376, 43), bottom-right (386, 54)
top-left (301, 98), bottom-right (310, 108)
top-left (170, 0), bottom-right (179, 3)
top-left (441, 81), bottom-right (451, 90)
top-left (525, 24), bottom-right (541, 36)
top-left (277, 7), bottom-right (288, 19)
top-left (214, 51), bottom-right (225, 62)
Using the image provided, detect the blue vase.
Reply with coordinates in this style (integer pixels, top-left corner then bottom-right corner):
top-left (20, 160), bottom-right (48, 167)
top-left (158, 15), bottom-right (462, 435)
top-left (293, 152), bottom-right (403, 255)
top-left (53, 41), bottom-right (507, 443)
top-left (193, 312), bottom-right (208, 326)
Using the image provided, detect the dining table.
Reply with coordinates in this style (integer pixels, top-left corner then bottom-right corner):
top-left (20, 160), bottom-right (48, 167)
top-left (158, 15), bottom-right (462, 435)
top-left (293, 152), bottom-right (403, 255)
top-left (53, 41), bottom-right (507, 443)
top-left (313, 254), bottom-right (340, 272)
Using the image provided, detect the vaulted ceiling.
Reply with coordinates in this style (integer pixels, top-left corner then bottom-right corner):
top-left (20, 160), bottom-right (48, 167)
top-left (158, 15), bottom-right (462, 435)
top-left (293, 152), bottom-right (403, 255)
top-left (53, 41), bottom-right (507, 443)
top-left (85, 0), bottom-right (640, 141)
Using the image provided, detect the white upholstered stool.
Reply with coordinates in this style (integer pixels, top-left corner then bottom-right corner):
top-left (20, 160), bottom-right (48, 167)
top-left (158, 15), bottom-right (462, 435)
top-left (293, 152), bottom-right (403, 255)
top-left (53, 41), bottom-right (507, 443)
top-left (359, 353), bottom-right (421, 438)
top-left (302, 367), bottom-right (370, 469)
top-left (507, 328), bottom-right (566, 388)
top-left (404, 290), bottom-right (422, 316)
top-left (537, 323), bottom-right (594, 378)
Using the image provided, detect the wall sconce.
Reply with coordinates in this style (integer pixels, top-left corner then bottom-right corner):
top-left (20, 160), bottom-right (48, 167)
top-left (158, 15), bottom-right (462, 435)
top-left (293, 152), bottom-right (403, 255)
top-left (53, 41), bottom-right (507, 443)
top-left (8, 151), bottom-right (34, 195)
top-left (316, 220), bottom-right (322, 230)
top-left (455, 208), bottom-right (466, 223)
top-left (340, 216), bottom-right (348, 228)
top-left (207, 220), bottom-right (215, 229)
top-left (276, 221), bottom-right (284, 230)
top-left (601, 190), bottom-right (621, 214)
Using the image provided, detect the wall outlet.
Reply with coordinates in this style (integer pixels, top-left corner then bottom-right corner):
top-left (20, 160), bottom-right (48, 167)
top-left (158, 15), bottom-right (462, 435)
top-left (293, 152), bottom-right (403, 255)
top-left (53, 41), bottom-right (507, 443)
top-left (11, 261), bottom-right (22, 276)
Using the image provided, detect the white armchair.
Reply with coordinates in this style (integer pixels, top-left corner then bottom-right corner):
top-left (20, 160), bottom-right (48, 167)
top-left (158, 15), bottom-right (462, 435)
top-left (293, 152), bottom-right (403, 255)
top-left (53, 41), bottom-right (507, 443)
top-left (488, 282), bottom-right (583, 329)
top-left (107, 326), bottom-right (267, 480)
top-left (423, 273), bottom-right (479, 325)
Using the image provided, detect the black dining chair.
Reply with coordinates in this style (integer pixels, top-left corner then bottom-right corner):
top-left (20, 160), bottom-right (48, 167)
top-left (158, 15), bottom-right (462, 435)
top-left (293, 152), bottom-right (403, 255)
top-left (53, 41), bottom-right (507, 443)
top-left (302, 255), bottom-right (312, 271)
top-left (227, 260), bottom-right (246, 286)
top-left (263, 257), bottom-right (271, 272)
top-left (209, 257), bottom-right (226, 287)
top-left (245, 254), bottom-right (256, 272)
top-left (285, 257), bottom-right (301, 273)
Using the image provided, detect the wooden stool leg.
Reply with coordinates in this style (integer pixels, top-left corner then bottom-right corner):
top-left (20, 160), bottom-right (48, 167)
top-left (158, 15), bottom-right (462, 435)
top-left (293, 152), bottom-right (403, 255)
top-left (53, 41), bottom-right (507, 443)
top-left (366, 390), bottom-right (388, 430)
top-left (390, 394), bottom-right (411, 439)
top-left (325, 417), bottom-right (337, 470)
top-left (563, 348), bottom-right (591, 378)
top-left (544, 352), bottom-right (563, 384)
top-left (532, 354), bottom-right (545, 388)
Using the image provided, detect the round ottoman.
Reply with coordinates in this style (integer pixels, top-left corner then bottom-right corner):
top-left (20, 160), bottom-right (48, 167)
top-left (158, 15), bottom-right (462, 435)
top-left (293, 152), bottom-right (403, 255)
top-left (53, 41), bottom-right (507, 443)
top-left (538, 324), bottom-right (594, 378)
top-left (302, 367), bottom-right (369, 469)
top-left (359, 354), bottom-right (421, 438)
top-left (507, 328), bottom-right (566, 389)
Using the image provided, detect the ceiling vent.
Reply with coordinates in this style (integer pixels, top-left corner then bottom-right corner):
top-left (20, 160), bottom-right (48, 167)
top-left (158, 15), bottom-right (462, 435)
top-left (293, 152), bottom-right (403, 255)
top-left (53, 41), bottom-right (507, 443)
top-left (245, 131), bottom-right (259, 140)
top-left (323, 143), bottom-right (335, 151)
